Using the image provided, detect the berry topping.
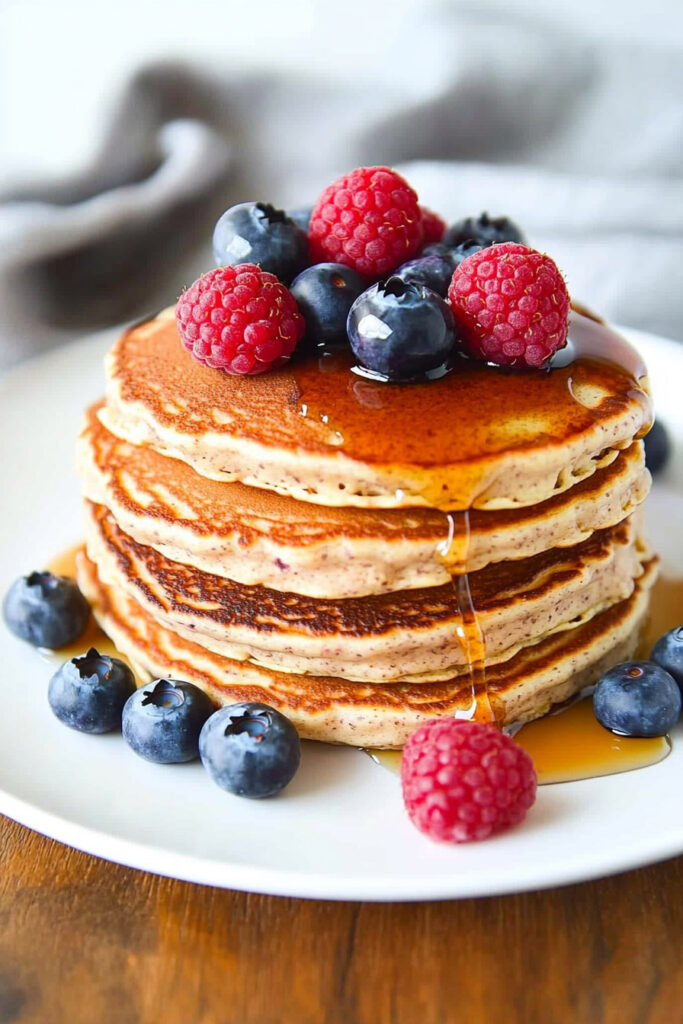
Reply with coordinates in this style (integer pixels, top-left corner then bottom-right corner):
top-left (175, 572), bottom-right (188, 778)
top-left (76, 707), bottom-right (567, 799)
top-left (393, 254), bottom-right (454, 297)
top-left (290, 262), bottom-right (365, 351)
top-left (48, 648), bottom-right (136, 734)
top-left (593, 661), bottom-right (682, 738)
top-left (650, 628), bottom-right (683, 694)
top-left (199, 702), bottom-right (301, 798)
top-left (176, 264), bottom-right (305, 375)
top-left (444, 212), bottom-right (526, 249)
top-left (3, 571), bottom-right (90, 649)
top-left (401, 719), bottom-right (537, 843)
top-left (643, 419), bottom-right (672, 475)
top-left (347, 277), bottom-right (456, 381)
top-left (309, 166), bottom-right (423, 278)
top-left (448, 242), bottom-right (570, 368)
top-left (212, 202), bottom-right (308, 284)
top-left (122, 678), bottom-right (214, 763)
top-left (420, 206), bottom-right (446, 244)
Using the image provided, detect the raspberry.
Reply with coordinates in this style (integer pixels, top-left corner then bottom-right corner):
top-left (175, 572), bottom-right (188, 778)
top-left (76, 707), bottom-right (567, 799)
top-left (176, 264), bottom-right (305, 375)
top-left (420, 206), bottom-right (446, 244)
top-left (401, 718), bottom-right (537, 843)
top-left (448, 242), bottom-right (570, 368)
top-left (309, 166), bottom-right (423, 278)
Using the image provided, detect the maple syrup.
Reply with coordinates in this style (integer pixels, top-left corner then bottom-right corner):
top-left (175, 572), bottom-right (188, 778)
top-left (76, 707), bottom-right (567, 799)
top-left (436, 511), bottom-right (493, 722)
top-left (365, 570), bottom-right (680, 783)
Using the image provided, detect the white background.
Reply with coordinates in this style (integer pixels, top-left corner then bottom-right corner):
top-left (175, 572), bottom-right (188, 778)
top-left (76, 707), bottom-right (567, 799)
top-left (2, 0), bottom-right (682, 182)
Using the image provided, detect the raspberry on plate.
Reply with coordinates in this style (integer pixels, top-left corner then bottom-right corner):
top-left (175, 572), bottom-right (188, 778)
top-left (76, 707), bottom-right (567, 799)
top-left (420, 206), bottom-right (446, 244)
top-left (309, 166), bottom-right (423, 279)
top-left (401, 718), bottom-right (537, 843)
top-left (448, 242), bottom-right (570, 369)
top-left (176, 264), bottom-right (305, 375)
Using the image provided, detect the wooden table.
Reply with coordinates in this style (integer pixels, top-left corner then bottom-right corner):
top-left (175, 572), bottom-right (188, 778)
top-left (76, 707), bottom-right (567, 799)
top-left (1, 817), bottom-right (680, 1024)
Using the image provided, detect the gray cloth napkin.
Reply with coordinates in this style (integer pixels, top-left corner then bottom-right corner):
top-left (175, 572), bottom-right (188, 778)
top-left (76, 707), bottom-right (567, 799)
top-left (1, 5), bottom-right (681, 369)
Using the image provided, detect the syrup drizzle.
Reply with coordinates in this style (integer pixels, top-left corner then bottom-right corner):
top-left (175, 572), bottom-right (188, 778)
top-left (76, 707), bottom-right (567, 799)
top-left (437, 511), bottom-right (492, 722)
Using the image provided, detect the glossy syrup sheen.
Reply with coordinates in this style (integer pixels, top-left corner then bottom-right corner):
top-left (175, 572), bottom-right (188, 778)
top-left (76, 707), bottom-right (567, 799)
top-left (365, 571), bottom-right (680, 783)
top-left (289, 313), bottom-right (651, 468)
top-left (367, 696), bottom-right (670, 785)
top-left (119, 313), bottom-right (651, 476)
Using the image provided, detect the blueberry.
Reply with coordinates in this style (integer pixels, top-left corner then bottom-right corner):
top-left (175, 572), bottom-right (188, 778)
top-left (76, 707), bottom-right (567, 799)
top-left (643, 419), bottom-right (672, 475)
top-left (393, 255), bottom-right (454, 297)
top-left (593, 660), bottom-right (681, 737)
top-left (651, 627), bottom-right (683, 694)
top-left (420, 240), bottom-right (484, 268)
top-left (347, 277), bottom-right (457, 381)
top-left (48, 647), bottom-right (136, 734)
top-left (288, 206), bottom-right (312, 233)
top-left (444, 212), bottom-right (526, 249)
top-left (3, 571), bottom-right (90, 649)
top-left (212, 202), bottom-right (309, 284)
top-left (199, 702), bottom-right (301, 798)
top-left (122, 679), bottom-right (214, 763)
top-left (290, 263), bottom-right (366, 350)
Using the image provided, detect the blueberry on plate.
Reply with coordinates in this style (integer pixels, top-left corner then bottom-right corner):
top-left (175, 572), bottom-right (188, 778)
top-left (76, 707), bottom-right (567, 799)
top-left (199, 702), bottom-right (301, 798)
top-left (393, 254), bottom-right (454, 297)
top-left (643, 419), bottom-right (672, 475)
top-left (290, 262), bottom-right (365, 350)
top-left (444, 212), bottom-right (526, 249)
top-left (122, 679), bottom-right (214, 764)
top-left (288, 205), bottom-right (313, 233)
top-left (651, 627), bottom-right (683, 693)
top-left (593, 660), bottom-right (682, 738)
top-left (48, 648), bottom-right (136, 734)
top-left (3, 571), bottom-right (90, 649)
top-left (212, 201), bottom-right (309, 284)
top-left (347, 277), bottom-right (457, 381)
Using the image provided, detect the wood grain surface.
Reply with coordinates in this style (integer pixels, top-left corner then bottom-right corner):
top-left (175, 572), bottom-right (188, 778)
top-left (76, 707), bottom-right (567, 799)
top-left (0, 817), bottom-right (681, 1024)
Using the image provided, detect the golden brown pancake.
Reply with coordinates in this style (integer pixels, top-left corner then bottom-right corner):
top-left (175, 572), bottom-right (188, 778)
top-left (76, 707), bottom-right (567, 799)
top-left (78, 404), bottom-right (651, 597)
top-left (84, 500), bottom-right (649, 684)
top-left (99, 308), bottom-right (651, 510)
top-left (77, 550), bottom-right (658, 747)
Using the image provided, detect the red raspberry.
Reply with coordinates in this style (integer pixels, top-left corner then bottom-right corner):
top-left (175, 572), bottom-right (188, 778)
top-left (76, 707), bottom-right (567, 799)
top-left (448, 242), bottom-right (570, 368)
top-left (401, 718), bottom-right (537, 843)
top-left (420, 205), bottom-right (446, 244)
top-left (176, 264), bottom-right (305, 375)
top-left (309, 166), bottom-right (423, 278)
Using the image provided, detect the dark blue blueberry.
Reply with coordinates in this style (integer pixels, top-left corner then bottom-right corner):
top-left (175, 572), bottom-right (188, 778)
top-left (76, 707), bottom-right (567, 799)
top-left (3, 571), bottom-right (90, 649)
top-left (651, 627), bottom-right (683, 694)
top-left (393, 255), bottom-right (454, 297)
top-left (347, 277), bottom-right (457, 381)
top-left (288, 206), bottom-right (313, 233)
top-left (290, 263), bottom-right (365, 350)
top-left (444, 212), bottom-right (526, 249)
top-left (212, 202), bottom-right (309, 284)
top-left (199, 702), bottom-right (301, 798)
top-left (643, 419), bottom-right (672, 475)
top-left (419, 240), bottom-right (484, 276)
top-left (48, 647), bottom-right (136, 734)
top-left (593, 660), bottom-right (681, 738)
top-left (122, 678), bottom-right (214, 763)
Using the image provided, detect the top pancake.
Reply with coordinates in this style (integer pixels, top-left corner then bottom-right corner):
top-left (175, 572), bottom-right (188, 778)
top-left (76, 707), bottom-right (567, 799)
top-left (101, 307), bottom-right (651, 510)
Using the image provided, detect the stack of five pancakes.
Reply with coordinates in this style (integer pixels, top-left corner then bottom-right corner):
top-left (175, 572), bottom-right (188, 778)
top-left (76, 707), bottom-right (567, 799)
top-left (76, 306), bottom-right (657, 747)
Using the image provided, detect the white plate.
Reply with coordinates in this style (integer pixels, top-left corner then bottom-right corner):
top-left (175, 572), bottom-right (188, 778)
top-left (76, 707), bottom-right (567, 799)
top-left (0, 326), bottom-right (682, 901)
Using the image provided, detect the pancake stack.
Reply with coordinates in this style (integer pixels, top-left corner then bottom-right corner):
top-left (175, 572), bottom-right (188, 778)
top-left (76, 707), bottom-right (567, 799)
top-left (76, 306), bottom-right (656, 747)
